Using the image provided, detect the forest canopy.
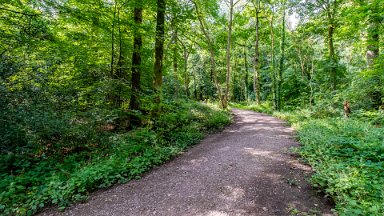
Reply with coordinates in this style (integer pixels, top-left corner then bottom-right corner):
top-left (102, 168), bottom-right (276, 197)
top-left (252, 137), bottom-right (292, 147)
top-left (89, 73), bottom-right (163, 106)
top-left (0, 0), bottom-right (383, 215)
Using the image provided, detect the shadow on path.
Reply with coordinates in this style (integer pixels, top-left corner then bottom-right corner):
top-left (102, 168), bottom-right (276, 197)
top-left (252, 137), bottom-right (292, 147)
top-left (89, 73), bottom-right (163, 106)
top-left (39, 109), bottom-right (334, 216)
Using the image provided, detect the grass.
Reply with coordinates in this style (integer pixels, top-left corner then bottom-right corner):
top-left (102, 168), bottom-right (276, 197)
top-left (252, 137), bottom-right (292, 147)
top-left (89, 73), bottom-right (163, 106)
top-left (0, 101), bottom-right (231, 216)
top-left (232, 102), bottom-right (384, 215)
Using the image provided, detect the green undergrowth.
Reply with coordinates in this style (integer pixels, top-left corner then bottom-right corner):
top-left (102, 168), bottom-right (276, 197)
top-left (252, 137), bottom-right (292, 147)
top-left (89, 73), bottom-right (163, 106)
top-left (232, 102), bottom-right (384, 215)
top-left (0, 101), bottom-right (231, 216)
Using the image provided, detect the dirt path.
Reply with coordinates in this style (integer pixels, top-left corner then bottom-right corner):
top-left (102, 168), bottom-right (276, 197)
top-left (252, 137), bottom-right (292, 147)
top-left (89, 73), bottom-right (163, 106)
top-left (40, 109), bottom-right (333, 216)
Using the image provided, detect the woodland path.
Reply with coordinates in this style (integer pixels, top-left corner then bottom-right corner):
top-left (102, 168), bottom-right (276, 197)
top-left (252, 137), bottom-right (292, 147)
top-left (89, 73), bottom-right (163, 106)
top-left (40, 109), bottom-right (334, 216)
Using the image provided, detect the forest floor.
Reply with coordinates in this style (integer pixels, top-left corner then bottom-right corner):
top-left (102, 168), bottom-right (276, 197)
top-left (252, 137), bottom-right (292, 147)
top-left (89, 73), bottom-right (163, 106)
top-left (39, 109), bottom-right (334, 216)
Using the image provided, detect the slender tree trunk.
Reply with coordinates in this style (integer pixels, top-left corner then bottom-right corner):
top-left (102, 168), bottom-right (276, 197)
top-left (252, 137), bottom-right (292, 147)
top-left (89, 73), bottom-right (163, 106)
top-left (233, 52), bottom-right (238, 101)
top-left (269, 11), bottom-right (277, 110)
top-left (277, 3), bottom-right (286, 111)
top-left (253, 0), bottom-right (261, 104)
top-left (244, 47), bottom-right (249, 101)
top-left (182, 45), bottom-right (190, 98)
top-left (153, 0), bottom-right (165, 114)
top-left (326, 7), bottom-right (337, 91)
top-left (310, 58), bottom-right (314, 112)
top-left (111, 1), bottom-right (117, 77)
top-left (116, 8), bottom-right (124, 107)
top-left (297, 47), bottom-right (306, 79)
top-left (129, 5), bottom-right (142, 113)
top-left (224, 0), bottom-right (234, 109)
top-left (179, 41), bottom-right (190, 98)
top-left (192, 0), bottom-right (224, 108)
top-left (173, 29), bottom-right (179, 97)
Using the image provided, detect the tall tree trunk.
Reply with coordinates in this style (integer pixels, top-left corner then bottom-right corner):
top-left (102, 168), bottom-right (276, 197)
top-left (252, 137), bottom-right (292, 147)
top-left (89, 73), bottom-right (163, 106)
top-left (270, 11), bottom-right (277, 110)
top-left (253, 0), bottom-right (261, 104)
top-left (224, 0), bottom-right (234, 109)
top-left (153, 0), bottom-right (165, 114)
top-left (129, 5), bottom-right (142, 113)
top-left (309, 58), bottom-right (314, 112)
top-left (111, 1), bottom-right (117, 77)
top-left (326, 7), bottom-right (337, 91)
top-left (116, 7), bottom-right (124, 107)
top-left (244, 46), bottom-right (249, 101)
top-left (173, 29), bottom-right (179, 97)
top-left (192, 0), bottom-right (224, 108)
top-left (277, 3), bottom-right (286, 111)
top-left (180, 41), bottom-right (190, 98)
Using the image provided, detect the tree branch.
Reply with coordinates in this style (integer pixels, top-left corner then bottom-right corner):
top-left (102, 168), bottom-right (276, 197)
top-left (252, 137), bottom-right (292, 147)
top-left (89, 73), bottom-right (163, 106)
top-left (0, 7), bottom-right (39, 17)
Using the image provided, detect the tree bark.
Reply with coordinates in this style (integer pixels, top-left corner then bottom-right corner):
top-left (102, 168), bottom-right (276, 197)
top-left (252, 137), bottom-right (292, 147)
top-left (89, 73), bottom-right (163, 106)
top-left (153, 0), bottom-right (165, 114)
top-left (325, 2), bottom-right (337, 91)
top-left (129, 5), bottom-right (142, 112)
top-left (224, 0), bottom-right (234, 109)
top-left (253, 0), bottom-right (261, 104)
top-left (173, 28), bottom-right (179, 97)
top-left (244, 46), bottom-right (249, 101)
top-left (277, 3), bottom-right (286, 111)
top-left (111, 1), bottom-right (117, 77)
top-left (269, 10), bottom-right (277, 110)
top-left (115, 7), bottom-right (124, 108)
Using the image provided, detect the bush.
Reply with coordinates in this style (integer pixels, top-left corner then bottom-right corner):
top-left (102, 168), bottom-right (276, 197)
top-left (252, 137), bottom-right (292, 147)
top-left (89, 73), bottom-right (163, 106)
top-left (0, 100), bottom-right (231, 216)
top-left (296, 119), bottom-right (384, 215)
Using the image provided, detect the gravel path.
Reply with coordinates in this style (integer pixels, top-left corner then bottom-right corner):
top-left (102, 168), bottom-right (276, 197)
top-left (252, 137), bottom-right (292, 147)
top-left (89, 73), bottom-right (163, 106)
top-left (40, 109), bottom-right (334, 216)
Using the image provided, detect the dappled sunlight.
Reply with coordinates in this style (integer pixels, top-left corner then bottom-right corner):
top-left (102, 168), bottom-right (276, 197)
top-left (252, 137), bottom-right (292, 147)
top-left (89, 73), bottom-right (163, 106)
top-left (218, 185), bottom-right (245, 201)
top-left (287, 160), bottom-right (312, 172)
top-left (204, 211), bottom-right (229, 216)
top-left (243, 147), bottom-right (287, 162)
top-left (188, 157), bottom-right (209, 166)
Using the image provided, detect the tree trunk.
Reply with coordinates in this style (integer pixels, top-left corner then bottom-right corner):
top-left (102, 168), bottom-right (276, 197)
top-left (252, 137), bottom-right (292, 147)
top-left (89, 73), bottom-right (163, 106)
top-left (269, 11), bottom-right (277, 110)
top-left (111, 1), bottom-right (117, 77)
top-left (253, 0), bottom-right (261, 104)
top-left (277, 3), bottom-right (286, 111)
top-left (192, 0), bottom-right (224, 108)
top-left (326, 7), bottom-right (337, 91)
top-left (129, 5), bottom-right (142, 112)
top-left (153, 0), bottom-right (165, 114)
top-left (173, 29), bottom-right (179, 97)
top-left (244, 47), bottom-right (249, 101)
top-left (224, 0), bottom-right (234, 109)
top-left (116, 7), bottom-right (124, 108)
top-left (183, 46), bottom-right (190, 98)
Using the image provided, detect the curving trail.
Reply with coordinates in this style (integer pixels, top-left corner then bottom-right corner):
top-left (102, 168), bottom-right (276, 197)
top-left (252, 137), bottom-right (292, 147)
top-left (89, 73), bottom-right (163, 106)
top-left (40, 109), bottom-right (333, 216)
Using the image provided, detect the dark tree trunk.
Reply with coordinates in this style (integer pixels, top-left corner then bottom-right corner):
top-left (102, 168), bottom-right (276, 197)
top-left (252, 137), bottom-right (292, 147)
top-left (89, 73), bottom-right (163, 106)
top-left (173, 29), bottom-right (178, 97)
top-left (153, 0), bottom-right (165, 114)
top-left (277, 4), bottom-right (286, 111)
top-left (129, 6), bottom-right (142, 113)
top-left (253, 0), bottom-right (261, 104)
top-left (269, 11), bottom-right (277, 110)
top-left (244, 47), bottom-right (249, 101)
top-left (328, 24), bottom-right (336, 91)
top-left (115, 8), bottom-right (124, 107)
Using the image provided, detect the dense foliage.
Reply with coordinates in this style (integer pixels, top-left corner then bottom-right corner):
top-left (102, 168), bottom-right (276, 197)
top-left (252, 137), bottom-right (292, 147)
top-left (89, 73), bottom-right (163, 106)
top-left (0, 0), bottom-right (382, 215)
top-left (233, 103), bottom-right (384, 215)
top-left (0, 100), bottom-right (231, 215)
